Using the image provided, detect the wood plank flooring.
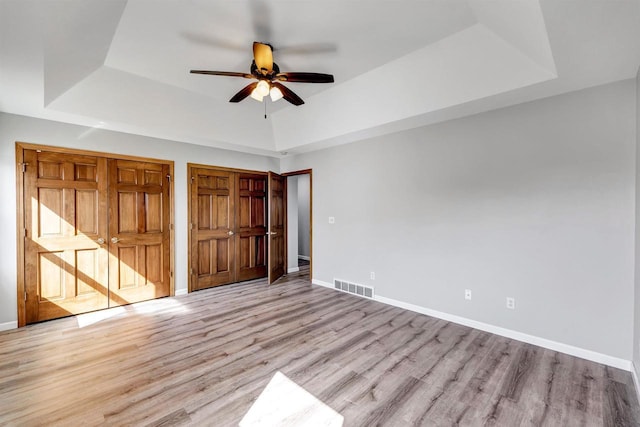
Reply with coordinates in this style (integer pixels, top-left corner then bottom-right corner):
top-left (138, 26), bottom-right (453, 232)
top-left (1, 269), bottom-right (639, 426)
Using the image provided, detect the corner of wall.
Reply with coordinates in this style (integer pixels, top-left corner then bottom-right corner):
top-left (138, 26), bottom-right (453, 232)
top-left (634, 64), bottom-right (640, 406)
top-left (633, 361), bottom-right (640, 407)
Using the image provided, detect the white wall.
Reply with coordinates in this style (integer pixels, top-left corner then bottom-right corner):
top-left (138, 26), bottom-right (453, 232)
top-left (297, 174), bottom-right (310, 258)
top-left (282, 79), bottom-right (636, 361)
top-left (2, 79), bottom-right (637, 367)
top-left (0, 112), bottom-right (279, 326)
top-left (287, 175), bottom-right (299, 272)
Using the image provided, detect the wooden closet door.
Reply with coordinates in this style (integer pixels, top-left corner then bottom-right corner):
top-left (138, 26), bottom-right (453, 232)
top-left (268, 172), bottom-right (286, 284)
top-left (23, 150), bottom-right (109, 323)
top-left (191, 168), bottom-right (236, 290)
top-left (108, 159), bottom-right (171, 305)
top-left (236, 173), bottom-right (267, 281)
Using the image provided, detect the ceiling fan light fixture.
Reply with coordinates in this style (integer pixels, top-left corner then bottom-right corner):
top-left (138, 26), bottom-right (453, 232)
top-left (256, 80), bottom-right (270, 97)
top-left (270, 86), bottom-right (283, 102)
top-left (250, 89), bottom-right (264, 102)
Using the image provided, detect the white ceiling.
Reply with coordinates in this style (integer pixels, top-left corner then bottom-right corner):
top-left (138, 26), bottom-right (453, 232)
top-left (1, 0), bottom-right (639, 157)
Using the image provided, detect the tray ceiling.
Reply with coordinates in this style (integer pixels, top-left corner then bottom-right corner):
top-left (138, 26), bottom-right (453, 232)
top-left (1, 0), bottom-right (639, 156)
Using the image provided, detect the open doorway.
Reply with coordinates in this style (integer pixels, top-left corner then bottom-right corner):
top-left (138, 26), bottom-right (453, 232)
top-left (285, 171), bottom-right (311, 277)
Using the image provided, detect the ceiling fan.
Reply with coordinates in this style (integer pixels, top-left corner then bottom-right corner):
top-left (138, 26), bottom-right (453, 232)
top-left (190, 42), bottom-right (334, 106)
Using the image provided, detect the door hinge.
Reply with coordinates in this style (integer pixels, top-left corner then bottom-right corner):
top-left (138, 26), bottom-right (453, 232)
top-left (189, 223), bottom-right (193, 230)
top-left (190, 176), bottom-right (195, 183)
top-left (24, 291), bottom-right (27, 301)
top-left (19, 162), bottom-right (28, 173)
top-left (170, 271), bottom-right (173, 278)
top-left (189, 268), bottom-right (194, 275)
top-left (166, 174), bottom-right (172, 182)
top-left (170, 223), bottom-right (174, 230)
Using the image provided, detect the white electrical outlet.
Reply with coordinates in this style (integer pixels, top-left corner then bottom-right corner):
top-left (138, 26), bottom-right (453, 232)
top-left (506, 297), bottom-right (515, 309)
top-left (465, 289), bottom-right (472, 300)
top-left (370, 272), bottom-right (375, 280)
top-left (328, 216), bottom-right (335, 224)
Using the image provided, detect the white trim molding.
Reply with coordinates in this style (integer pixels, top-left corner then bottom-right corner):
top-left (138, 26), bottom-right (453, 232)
top-left (0, 321), bottom-right (18, 332)
top-left (312, 279), bottom-right (333, 289)
top-left (288, 267), bottom-right (300, 273)
top-left (175, 289), bottom-right (188, 296)
top-left (311, 279), bottom-right (632, 371)
top-left (311, 279), bottom-right (337, 291)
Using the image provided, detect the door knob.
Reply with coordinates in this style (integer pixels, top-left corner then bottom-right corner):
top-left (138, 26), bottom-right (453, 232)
top-left (111, 237), bottom-right (120, 244)
top-left (228, 230), bottom-right (234, 236)
top-left (96, 238), bottom-right (105, 245)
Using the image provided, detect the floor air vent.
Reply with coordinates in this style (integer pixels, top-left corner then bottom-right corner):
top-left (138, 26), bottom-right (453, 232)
top-left (333, 278), bottom-right (374, 299)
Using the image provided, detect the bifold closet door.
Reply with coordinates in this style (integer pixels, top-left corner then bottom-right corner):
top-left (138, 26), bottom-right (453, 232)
top-left (191, 168), bottom-right (236, 290)
top-left (21, 148), bottom-right (172, 324)
top-left (23, 150), bottom-right (109, 323)
top-left (190, 167), bottom-right (270, 291)
top-left (108, 159), bottom-right (171, 305)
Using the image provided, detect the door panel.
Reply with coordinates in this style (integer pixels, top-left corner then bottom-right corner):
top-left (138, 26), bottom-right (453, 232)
top-left (24, 150), bottom-right (109, 323)
top-left (108, 159), bottom-right (170, 305)
top-left (236, 173), bottom-right (267, 281)
top-left (268, 172), bottom-right (286, 284)
top-left (191, 168), bottom-right (236, 290)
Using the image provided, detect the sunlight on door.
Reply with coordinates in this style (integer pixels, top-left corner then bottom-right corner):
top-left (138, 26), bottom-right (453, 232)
top-left (30, 195), bottom-right (162, 317)
top-left (240, 371), bottom-right (344, 426)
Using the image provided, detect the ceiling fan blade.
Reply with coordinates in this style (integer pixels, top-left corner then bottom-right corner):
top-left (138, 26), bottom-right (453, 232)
top-left (272, 82), bottom-right (304, 106)
top-left (274, 43), bottom-right (337, 55)
top-left (275, 72), bottom-right (334, 83)
top-left (181, 32), bottom-right (245, 52)
top-left (253, 42), bottom-right (274, 74)
top-left (229, 82), bottom-right (259, 103)
top-left (190, 70), bottom-right (254, 79)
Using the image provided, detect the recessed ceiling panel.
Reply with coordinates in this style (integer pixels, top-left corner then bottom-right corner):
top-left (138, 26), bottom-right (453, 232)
top-left (272, 21), bottom-right (557, 151)
top-left (47, 66), bottom-right (276, 151)
top-left (43, 0), bottom-right (126, 106)
top-left (104, 1), bottom-right (477, 100)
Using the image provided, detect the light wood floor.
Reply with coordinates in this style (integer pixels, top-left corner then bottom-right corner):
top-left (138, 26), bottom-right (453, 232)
top-left (1, 269), bottom-right (639, 426)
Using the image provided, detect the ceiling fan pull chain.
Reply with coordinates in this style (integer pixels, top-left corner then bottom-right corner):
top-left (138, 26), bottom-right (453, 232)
top-left (264, 100), bottom-right (267, 119)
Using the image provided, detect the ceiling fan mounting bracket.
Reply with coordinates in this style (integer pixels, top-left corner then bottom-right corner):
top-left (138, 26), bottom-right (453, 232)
top-left (251, 60), bottom-right (280, 79)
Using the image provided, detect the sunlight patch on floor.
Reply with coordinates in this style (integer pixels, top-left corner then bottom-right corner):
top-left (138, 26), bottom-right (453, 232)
top-left (75, 298), bottom-right (190, 327)
top-left (131, 298), bottom-right (190, 315)
top-left (76, 306), bottom-right (126, 328)
top-left (240, 371), bottom-right (344, 427)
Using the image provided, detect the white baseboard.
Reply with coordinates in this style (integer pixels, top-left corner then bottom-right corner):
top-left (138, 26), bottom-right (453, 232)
top-left (313, 279), bottom-right (333, 289)
top-left (298, 255), bottom-right (310, 261)
top-left (0, 321), bottom-right (18, 332)
top-left (311, 279), bottom-right (334, 289)
top-left (175, 289), bottom-right (188, 296)
top-left (288, 267), bottom-right (300, 273)
top-left (311, 279), bottom-right (631, 371)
